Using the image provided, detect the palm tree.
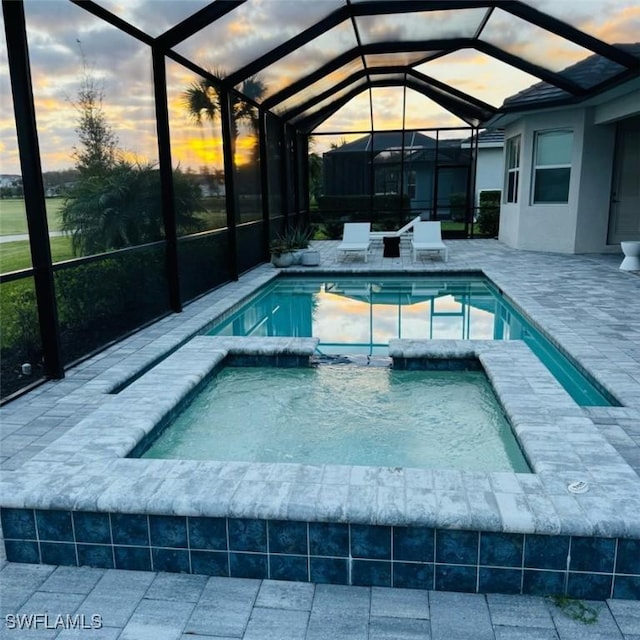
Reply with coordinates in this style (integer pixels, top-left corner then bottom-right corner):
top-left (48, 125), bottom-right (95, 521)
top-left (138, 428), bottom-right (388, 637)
top-left (182, 71), bottom-right (265, 141)
top-left (183, 77), bottom-right (219, 126)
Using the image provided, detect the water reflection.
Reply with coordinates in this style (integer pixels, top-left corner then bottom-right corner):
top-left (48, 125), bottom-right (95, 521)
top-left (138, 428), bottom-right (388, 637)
top-left (212, 276), bottom-right (511, 354)
top-left (209, 275), bottom-right (614, 406)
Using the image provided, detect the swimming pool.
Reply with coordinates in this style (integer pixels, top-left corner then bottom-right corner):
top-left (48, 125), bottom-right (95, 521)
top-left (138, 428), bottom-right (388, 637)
top-left (141, 364), bottom-right (530, 473)
top-left (207, 274), bottom-right (616, 407)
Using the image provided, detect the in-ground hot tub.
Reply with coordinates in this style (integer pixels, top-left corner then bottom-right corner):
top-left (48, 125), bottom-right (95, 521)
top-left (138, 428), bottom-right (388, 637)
top-left (2, 336), bottom-right (640, 599)
top-left (137, 362), bottom-right (529, 473)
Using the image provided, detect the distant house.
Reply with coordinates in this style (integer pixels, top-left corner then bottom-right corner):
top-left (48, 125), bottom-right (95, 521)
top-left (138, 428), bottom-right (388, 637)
top-left (488, 44), bottom-right (640, 254)
top-left (322, 131), bottom-right (473, 220)
top-left (461, 129), bottom-right (505, 205)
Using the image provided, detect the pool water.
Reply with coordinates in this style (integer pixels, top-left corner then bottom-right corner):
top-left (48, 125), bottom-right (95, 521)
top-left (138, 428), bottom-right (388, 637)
top-left (208, 275), bottom-right (615, 407)
top-left (142, 365), bottom-right (530, 473)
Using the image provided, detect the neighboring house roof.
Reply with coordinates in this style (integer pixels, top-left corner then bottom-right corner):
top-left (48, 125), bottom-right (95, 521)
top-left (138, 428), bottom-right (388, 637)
top-left (324, 131), bottom-right (436, 154)
top-left (461, 129), bottom-right (504, 149)
top-left (325, 131), bottom-right (474, 165)
top-left (501, 43), bottom-right (640, 109)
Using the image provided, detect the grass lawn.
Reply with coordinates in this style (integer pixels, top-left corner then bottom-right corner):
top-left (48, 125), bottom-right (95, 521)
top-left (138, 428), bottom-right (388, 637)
top-left (0, 198), bottom-right (63, 235)
top-left (0, 236), bottom-right (75, 274)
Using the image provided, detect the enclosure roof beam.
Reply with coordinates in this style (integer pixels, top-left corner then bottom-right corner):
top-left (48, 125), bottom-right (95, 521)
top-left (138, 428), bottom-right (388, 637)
top-left (281, 66), bottom-right (405, 121)
top-left (70, 0), bottom-right (154, 46)
top-left (156, 1), bottom-right (247, 50)
top-left (226, 5), bottom-right (352, 86)
top-left (262, 39), bottom-right (477, 109)
top-left (503, 0), bottom-right (640, 69)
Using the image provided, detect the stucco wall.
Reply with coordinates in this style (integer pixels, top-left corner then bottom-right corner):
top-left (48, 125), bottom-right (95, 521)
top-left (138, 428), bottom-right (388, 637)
top-left (574, 111), bottom-right (617, 253)
top-left (498, 107), bottom-right (619, 254)
top-left (475, 147), bottom-right (503, 204)
top-left (497, 82), bottom-right (640, 254)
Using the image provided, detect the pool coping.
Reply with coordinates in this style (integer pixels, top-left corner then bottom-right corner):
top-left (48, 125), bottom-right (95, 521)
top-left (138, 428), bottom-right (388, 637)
top-left (3, 334), bottom-right (640, 539)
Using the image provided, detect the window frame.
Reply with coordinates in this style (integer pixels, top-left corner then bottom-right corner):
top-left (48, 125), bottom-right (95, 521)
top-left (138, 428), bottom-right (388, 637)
top-left (504, 135), bottom-right (521, 204)
top-left (531, 129), bottom-right (573, 205)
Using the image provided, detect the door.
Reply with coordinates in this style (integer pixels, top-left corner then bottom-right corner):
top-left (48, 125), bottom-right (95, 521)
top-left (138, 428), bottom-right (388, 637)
top-left (608, 116), bottom-right (640, 244)
top-left (434, 165), bottom-right (471, 238)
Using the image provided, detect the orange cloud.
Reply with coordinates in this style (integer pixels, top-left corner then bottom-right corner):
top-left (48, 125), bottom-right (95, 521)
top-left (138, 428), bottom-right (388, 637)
top-left (582, 6), bottom-right (640, 43)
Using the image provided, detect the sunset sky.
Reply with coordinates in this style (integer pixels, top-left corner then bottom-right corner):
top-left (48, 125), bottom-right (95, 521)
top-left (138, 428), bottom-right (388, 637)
top-left (1, 0), bottom-right (638, 175)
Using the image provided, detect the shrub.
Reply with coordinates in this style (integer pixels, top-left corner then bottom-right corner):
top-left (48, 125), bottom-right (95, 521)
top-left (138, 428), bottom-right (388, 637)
top-left (449, 193), bottom-right (468, 222)
top-left (477, 190), bottom-right (501, 237)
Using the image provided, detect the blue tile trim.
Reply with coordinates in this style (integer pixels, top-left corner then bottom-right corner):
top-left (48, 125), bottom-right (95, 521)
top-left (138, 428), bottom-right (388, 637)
top-left (616, 539), bottom-right (640, 575)
top-left (4, 540), bottom-right (40, 564)
top-left (111, 514), bottom-right (149, 546)
top-left (268, 520), bottom-right (307, 555)
top-left (114, 546), bottom-right (152, 571)
top-left (352, 559), bottom-right (392, 587)
top-left (224, 354), bottom-right (305, 368)
top-left (435, 565), bottom-right (477, 592)
top-left (3, 509), bottom-right (640, 600)
top-left (393, 562), bottom-right (434, 590)
top-left (188, 517), bottom-right (227, 551)
top-left (393, 357), bottom-right (481, 371)
top-left (309, 522), bottom-right (349, 557)
top-left (269, 554), bottom-right (309, 582)
top-left (152, 547), bottom-right (190, 573)
top-left (36, 510), bottom-right (74, 542)
top-left (40, 541), bottom-right (77, 566)
top-left (77, 544), bottom-right (114, 569)
top-left (149, 515), bottom-right (188, 549)
top-left (524, 534), bottom-right (570, 570)
top-left (436, 530), bottom-right (479, 565)
top-left (309, 557), bottom-right (349, 585)
top-left (1, 508), bottom-right (36, 539)
top-left (393, 526), bottom-right (434, 562)
top-left (229, 552), bottom-right (268, 579)
top-left (569, 537), bottom-right (615, 573)
top-left (479, 567), bottom-right (522, 594)
top-left (613, 575), bottom-right (640, 600)
top-left (522, 569), bottom-right (566, 596)
top-left (567, 572), bottom-right (613, 600)
top-left (351, 524), bottom-right (391, 560)
top-left (228, 519), bottom-right (267, 553)
top-left (480, 532), bottom-right (523, 568)
top-left (190, 550), bottom-right (229, 576)
top-left (73, 512), bottom-right (111, 545)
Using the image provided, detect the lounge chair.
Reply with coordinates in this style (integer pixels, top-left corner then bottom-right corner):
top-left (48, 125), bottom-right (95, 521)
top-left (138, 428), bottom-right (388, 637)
top-left (412, 221), bottom-right (448, 262)
top-left (336, 222), bottom-right (371, 262)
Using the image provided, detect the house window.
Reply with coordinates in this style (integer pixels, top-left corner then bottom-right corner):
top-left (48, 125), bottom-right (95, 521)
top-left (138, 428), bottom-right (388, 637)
top-left (504, 136), bottom-right (520, 203)
top-left (407, 170), bottom-right (416, 199)
top-left (532, 129), bottom-right (573, 203)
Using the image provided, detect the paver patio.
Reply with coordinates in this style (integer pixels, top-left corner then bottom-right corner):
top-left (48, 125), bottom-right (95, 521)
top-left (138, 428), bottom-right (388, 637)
top-left (1, 239), bottom-right (639, 636)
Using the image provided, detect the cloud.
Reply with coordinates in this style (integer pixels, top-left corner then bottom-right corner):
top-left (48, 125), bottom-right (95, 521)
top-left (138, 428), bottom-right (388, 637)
top-left (98, 0), bottom-right (208, 37)
top-left (176, 0), bottom-right (348, 83)
top-left (2, 0), bottom-right (638, 174)
top-left (582, 6), bottom-right (640, 43)
top-left (417, 51), bottom-right (541, 109)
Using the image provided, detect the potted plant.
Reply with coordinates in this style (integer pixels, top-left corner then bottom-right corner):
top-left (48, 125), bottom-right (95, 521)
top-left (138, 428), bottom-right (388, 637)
top-left (288, 226), bottom-right (314, 264)
top-left (269, 234), bottom-right (294, 267)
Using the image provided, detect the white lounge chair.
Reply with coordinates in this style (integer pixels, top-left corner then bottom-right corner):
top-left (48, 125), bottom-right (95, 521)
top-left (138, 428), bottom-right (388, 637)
top-left (412, 221), bottom-right (448, 262)
top-left (336, 222), bottom-right (371, 262)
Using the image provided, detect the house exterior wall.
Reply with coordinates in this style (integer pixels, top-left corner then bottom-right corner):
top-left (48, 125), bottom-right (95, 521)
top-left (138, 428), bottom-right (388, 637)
top-left (594, 88), bottom-right (640, 125)
top-left (497, 81), bottom-right (640, 255)
top-left (574, 111), bottom-right (616, 253)
top-left (499, 108), bottom-right (619, 254)
top-left (475, 146), bottom-right (503, 204)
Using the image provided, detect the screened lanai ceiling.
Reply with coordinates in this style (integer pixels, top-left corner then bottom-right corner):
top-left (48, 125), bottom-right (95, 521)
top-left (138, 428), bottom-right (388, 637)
top-left (69, 0), bottom-right (640, 132)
